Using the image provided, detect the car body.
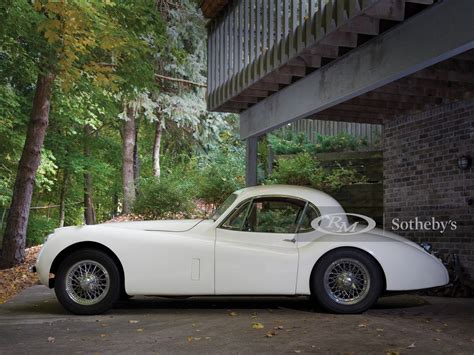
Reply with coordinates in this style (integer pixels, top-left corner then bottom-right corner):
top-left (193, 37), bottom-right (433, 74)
top-left (35, 185), bottom-right (449, 314)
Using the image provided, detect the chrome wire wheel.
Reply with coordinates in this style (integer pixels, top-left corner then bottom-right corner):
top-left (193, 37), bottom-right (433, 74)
top-left (323, 258), bottom-right (370, 305)
top-left (65, 260), bottom-right (110, 306)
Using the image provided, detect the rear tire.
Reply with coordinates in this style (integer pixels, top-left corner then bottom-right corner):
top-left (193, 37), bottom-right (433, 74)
top-left (55, 249), bottom-right (121, 315)
top-left (311, 249), bottom-right (383, 314)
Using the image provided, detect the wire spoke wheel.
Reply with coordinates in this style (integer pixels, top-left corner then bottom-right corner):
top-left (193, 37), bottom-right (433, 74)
top-left (65, 260), bottom-right (110, 306)
top-left (323, 258), bottom-right (370, 305)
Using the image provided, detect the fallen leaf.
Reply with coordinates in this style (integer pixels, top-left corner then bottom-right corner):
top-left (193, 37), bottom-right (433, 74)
top-left (433, 338), bottom-right (440, 342)
top-left (136, 329), bottom-right (144, 332)
top-left (205, 337), bottom-right (211, 340)
top-left (294, 350), bottom-right (301, 353)
top-left (47, 337), bottom-right (55, 343)
top-left (358, 324), bottom-right (367, 328)
top-left (385, 352), bottom-right (400, 355)
top-left (377, 328), bottom-right (384, 332)
top-left (274, 325), bottom-right (284, 330)
top-left (252, 322), bottom-right (264, 329)
top-left (129, 320), bottom-right (139, 324)
top-left (265, 330), bottom-right (277, 338)
top-left (229, 312), bottom-right (238, 317)
top-left (407, 343), bottom-right (416, 349)
top-left (187, 336), bottom-right (193, 342)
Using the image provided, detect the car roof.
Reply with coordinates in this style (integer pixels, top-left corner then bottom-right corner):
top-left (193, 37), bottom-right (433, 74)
top-left (234, 185), bottom-right (345, 212)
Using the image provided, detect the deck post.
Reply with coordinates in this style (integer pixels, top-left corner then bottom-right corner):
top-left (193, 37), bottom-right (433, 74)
top-left (245, 136), bottom-right (258, 186)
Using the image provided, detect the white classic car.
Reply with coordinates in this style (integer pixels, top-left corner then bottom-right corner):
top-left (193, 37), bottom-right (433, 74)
top-left (35, 185), bottom-right (449, 315)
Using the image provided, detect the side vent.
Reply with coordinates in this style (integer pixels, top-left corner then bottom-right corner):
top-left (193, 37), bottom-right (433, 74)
top-left (191, 258), bottom-right (200, 281)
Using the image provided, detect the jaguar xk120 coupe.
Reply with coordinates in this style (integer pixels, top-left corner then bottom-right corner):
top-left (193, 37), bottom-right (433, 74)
top-left (34, 185), bottom-right (448, 314)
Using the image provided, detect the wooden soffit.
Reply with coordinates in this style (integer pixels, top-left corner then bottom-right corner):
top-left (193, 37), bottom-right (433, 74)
top-left (200, 0), bottom-right (230, 18)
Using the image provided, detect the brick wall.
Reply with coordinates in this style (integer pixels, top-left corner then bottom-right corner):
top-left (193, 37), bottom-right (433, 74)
top-left (384, 99), bottom-right (474, 277)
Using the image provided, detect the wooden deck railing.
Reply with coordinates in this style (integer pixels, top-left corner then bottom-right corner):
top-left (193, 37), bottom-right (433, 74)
top-left (207, 0), bottom-right (378, 111)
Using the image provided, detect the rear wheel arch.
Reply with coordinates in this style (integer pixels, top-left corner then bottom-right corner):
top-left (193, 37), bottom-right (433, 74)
top-left (49, 242), bottom-right (125, 290)
top-left (309, 247), bottom-right (387, 294)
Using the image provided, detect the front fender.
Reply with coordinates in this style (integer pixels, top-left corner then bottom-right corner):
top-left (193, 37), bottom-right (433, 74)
top-left (36, 226), bottom-right (111, 287)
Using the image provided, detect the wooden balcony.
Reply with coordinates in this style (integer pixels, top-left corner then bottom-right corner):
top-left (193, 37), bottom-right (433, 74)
top-left (206, 0), bottom-right (437, 113)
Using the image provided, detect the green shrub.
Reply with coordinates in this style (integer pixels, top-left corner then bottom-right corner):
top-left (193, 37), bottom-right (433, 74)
top-left (133, 175), bottom-right (196, 219)
top-left (313, 133), bottom-right (368, 153)
top-left (26, 213), bottom-right (56, 247)
top-left (268, 153), bottom-right (364, 191)
top-left (197, 146), bottom-right (245, 205)
top-left (268, 152), bottom-right (321, 187)
top-left (268, 131), bottom-right (369, 155)
top-left (268, 131), bottom-right (313, 155)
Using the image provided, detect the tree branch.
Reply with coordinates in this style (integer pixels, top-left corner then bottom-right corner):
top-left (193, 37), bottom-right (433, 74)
top-left (155, 74), bottom-right (207, 88)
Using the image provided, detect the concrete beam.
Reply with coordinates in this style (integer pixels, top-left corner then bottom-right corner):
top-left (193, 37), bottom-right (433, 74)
top-left (240, 0), bottom-right (474, 139)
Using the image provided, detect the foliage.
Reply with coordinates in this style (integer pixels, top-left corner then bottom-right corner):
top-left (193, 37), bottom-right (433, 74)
top-left (268, 153), bottom-right (321, 187)
top-left (268, 131), bottom-right (369, 155)
top-left (0, 0), bottom-right (240, 257)
top-left (26, 214), bottom-right (56, 247)
top-left (313, 133), bottom-right (368, 153)
top-left (268, 153), bottom-right (365, 191)
top-left (268, 131), bottom-right (314, 155)
top-left (196, 137), bottom-right (246, 206)
top-left (133, 174), bottom-right (196, 219)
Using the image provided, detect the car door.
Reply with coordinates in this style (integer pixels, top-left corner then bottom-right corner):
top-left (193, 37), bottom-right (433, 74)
top-left (215, 196), bottom-right (305, 295)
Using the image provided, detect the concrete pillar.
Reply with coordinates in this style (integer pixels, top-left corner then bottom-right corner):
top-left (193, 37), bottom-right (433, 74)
top-left (245, 136), bottom-right (258, 186)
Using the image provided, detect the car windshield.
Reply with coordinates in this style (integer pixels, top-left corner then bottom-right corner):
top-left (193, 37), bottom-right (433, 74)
top-left (211, 193), bottom-right (238, 220)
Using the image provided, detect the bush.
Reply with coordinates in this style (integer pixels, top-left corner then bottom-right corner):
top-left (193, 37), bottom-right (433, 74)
top-left (268, 153), bottom-right (321, 187)
top-left (26, 213), bottom-right (56, 247)
top-left (133, 175), bottom-right (196, 219)
top-left (268, 131), bottom-right (313, 155)
top-left (197, 146), bottom-right (245, 205)
top-left (268, 153), bottom-right (364, 191)
top-left (268, 132), bottom-right (369, 155)
top-left (313, 133), bottom-right (368, 153)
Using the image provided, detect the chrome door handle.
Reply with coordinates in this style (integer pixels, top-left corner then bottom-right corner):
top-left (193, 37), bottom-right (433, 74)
top-left (283, 238), bottom-right (296, 243)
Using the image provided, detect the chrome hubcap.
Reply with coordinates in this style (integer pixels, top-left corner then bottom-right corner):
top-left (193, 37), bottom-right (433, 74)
top-left (323, 258), bottom-right (370, 305)
top-left (65, 260), bottom-right (110, 306)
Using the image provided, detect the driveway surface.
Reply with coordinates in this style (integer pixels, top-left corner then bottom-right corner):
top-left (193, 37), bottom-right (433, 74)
top-left (0, 286), bottom-right (473, 354)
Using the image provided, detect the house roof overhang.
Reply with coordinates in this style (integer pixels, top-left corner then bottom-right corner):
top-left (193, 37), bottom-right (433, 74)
top-left (238, 0), bottom-right (474, 139)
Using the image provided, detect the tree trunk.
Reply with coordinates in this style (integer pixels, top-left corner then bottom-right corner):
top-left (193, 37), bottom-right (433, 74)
top-left (83, 125), bottom-right (96, 225)
top-left (152, 118), bottom-right (163, 178)
top-left (112, 192), bottom-right (119, 217)
top-left (122, 107), bottom-right (136, 214)
top-left (0, 72), bottom-right (55, 269)
top-left (58, 170), bottom-right (68, 228)
top-left (133, 117), bottom-right (140, 189)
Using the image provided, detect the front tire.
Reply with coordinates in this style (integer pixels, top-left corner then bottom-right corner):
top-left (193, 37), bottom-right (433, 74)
top-left (55, 249), bottom-right (121, 315)
top-left (311, 249), bottom-right (383, 314)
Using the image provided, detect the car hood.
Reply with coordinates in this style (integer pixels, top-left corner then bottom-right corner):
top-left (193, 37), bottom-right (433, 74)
top-left (98, 219), bottom-right (205, 232)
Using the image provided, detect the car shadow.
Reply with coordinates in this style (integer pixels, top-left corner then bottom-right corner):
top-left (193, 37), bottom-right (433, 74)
top-left (3, 294), bottom-right (429, 317)
top-left (113, 294), bottom-right (429, 313)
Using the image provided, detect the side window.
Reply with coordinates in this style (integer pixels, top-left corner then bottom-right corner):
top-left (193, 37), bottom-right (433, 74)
top-left (247, 197), bottom-right (305, 234)
top-left (220, 201), bottom-right (250, 231)
top-left (298, 203), bottom-right (321, 233)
